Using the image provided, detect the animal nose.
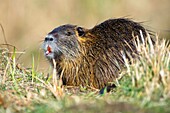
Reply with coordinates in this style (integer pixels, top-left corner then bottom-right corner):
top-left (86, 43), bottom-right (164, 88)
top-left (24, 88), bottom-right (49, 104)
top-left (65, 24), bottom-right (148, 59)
top-left (45, 36), bottom-right (54, 41)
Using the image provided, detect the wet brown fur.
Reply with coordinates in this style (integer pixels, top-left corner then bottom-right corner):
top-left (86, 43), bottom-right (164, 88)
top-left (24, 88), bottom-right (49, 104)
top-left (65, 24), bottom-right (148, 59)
top-left (43, 18), bottom-right (148, 89)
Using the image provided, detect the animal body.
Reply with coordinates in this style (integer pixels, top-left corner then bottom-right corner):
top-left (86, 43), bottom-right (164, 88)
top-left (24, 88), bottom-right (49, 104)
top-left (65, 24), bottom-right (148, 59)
top-left (42, 18), bottom-right (148, 89)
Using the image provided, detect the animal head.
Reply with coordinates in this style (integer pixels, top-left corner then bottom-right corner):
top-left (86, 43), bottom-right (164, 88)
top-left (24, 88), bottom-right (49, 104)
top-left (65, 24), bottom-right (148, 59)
top-left (42, 24), bottom-right (87, 60)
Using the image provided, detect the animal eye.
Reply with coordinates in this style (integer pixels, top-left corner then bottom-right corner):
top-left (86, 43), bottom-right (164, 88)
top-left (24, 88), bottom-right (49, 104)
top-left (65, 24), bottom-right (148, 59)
top-left (65, 31), bottom-right (72, 36)
top-left (77, 27), bottom-right (85, 37)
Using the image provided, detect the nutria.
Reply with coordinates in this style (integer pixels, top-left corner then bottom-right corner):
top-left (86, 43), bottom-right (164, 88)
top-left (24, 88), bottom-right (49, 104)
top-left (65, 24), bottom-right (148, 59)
top-left (42, 18), bottom-right (148, 89)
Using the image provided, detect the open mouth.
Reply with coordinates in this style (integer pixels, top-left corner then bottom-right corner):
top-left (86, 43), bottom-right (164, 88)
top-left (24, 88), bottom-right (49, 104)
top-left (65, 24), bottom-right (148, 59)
top-left (45, 45), bottom-right (52, 55)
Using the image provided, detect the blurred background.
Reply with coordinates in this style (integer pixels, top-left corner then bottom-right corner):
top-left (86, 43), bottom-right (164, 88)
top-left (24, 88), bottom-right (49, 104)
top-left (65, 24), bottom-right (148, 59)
top-left (0, 0), bottom-right (170, 71)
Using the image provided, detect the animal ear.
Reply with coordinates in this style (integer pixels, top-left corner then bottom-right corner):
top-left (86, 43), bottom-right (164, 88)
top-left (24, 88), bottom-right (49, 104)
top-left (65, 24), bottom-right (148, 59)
top-left (76, 27), bottom-right (85, 37)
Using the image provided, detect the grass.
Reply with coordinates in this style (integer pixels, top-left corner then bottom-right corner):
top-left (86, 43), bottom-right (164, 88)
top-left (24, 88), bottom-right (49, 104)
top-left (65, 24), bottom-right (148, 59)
top-left (0, 34), bottom-right (170, 113)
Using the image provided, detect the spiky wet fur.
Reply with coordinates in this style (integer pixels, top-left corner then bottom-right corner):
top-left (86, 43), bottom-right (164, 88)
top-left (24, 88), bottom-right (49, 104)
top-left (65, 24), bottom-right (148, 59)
top-left (42, 18), bottom-right (149, 89)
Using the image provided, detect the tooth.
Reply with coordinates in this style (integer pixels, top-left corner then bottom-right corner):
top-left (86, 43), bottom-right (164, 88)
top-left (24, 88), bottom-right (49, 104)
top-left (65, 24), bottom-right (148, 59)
top-left (47, 45), bottom-right (52, 52)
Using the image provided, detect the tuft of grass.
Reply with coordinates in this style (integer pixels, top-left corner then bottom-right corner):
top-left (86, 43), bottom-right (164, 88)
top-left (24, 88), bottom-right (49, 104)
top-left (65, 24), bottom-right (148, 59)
top-left (0, 46), bottom-right (48, 112)
top-left (119, 33), bottom-right (170, 107)
top-left (0, 33), bottom-right (170, 113)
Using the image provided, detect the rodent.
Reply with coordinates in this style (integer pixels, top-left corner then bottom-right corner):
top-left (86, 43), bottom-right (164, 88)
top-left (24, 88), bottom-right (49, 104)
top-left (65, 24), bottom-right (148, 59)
top-left (42, 18), bottom-right (148, 89)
